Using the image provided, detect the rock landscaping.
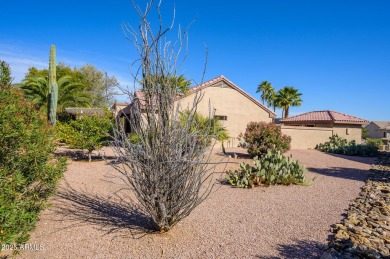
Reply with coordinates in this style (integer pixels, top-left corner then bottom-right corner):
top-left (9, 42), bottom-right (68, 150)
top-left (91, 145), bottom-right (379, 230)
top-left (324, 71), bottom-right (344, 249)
top-left (322, 152), bottom-right (390, 259)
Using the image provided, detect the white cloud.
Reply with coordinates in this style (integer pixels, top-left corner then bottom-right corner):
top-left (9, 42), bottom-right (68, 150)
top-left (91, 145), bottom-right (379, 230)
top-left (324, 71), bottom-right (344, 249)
top-left (0, 42), bottom-right (87, 83)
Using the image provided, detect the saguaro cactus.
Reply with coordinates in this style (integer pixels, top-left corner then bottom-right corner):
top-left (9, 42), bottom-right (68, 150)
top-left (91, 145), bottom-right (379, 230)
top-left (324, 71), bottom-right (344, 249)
top-left (48, 45), bottom-right (58, 125)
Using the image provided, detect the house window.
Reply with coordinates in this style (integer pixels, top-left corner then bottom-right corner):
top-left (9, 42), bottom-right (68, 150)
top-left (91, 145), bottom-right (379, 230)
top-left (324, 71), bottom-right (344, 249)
top-left (214, 115), bottom-right (227, 121)
top-left (385, 132), bottom-right (387, 138)
top-left (346, 128), bottom-right (350, 135)
top-left (305, 124), bottom-right (315, 127)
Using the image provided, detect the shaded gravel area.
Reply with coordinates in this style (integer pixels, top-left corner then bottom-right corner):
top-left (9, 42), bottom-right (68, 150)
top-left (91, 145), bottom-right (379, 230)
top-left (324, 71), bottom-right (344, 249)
top-left (16, 148), bottom-right (376, 259)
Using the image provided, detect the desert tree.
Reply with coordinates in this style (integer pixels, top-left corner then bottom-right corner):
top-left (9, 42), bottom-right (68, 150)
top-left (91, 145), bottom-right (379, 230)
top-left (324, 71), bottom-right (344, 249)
top-left (275, 86), bottom-right (302, 118)
top-left (18, 74), bottom-right (91, 113)
top-left (256, 80), bottom-right (274, 106)
top-left (110, 0), bottom-right (224, 232)
top-left (0, 60), bottom-right (12, 86)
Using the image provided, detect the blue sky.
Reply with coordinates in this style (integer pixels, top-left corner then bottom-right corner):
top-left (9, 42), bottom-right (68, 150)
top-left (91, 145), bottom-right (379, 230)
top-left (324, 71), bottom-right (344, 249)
top-left (1, 0), bottom-right (389, 120)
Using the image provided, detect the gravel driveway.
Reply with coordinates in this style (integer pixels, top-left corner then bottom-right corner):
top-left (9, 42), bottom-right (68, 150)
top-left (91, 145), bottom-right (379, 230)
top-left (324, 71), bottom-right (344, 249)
top-left (18, 148), bottom-right (376, 259)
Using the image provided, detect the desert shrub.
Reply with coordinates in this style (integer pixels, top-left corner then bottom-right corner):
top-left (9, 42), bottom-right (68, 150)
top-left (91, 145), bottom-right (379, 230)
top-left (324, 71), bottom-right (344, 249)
top-left (366, 138), bottom-right (383, 149)
top-left (362, 128), bottom-right (369, 139)
top-left (316, 134), bottom-right (379, 157)
top-left (0, 84), bottom-right (67, 248)
top-left (128, 133), bottom-right (139, 144)
top-left (227, 149), bottom-right (308, 188)
top-left (179, 110), bottom-right (229, 148)
top-left (341, 141), bottom-right (379, 157)
top-left (240, 122), bottom-right (291, 157)
top-left (56, 114), bottom-right (113, 161)
top-left (315, 134), bottom-right (348, 152)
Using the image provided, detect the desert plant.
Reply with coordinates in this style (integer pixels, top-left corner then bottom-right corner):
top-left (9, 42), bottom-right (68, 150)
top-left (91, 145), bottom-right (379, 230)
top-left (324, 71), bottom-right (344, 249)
top-left (316, 134), bottom-right (379, 157)
top-left (227, 149), bottom-right (308, 188)
top-left (48, 45), bottom-right (58, 125)
top-left (111, 1), bottom-right (221, 232)
top-left (274, 86), bottom-right (302, 118)
top-left (362, 128), bottom-right (369, 139)
top-left (179, 110), bottom-right (229, 151)
top-left (0, 60), bottom-right (12, 86)
top-left (0, 75), bottom-right (67, 250)
top-left (256, 81), bottom-right (274, 107)
top-left (56, 114), bottom-right (113, 161)
top-left (315, 134), bottom-right (348, 152)
top-left (240, 122), bottom-right (291, 158)
top-left (366, 138), bottom-right (382, 149)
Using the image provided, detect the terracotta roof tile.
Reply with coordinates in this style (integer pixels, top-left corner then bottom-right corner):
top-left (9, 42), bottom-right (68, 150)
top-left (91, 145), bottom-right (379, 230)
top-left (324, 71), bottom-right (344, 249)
top-left (64, 107), bottom-right (106, 117)
top-left (280, 110), bottom-right (369, 124)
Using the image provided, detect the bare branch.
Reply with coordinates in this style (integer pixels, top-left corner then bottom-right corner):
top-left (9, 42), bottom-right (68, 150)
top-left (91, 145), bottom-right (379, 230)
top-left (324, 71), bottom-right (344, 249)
top-left (112, 0), bottom-right (224, 232)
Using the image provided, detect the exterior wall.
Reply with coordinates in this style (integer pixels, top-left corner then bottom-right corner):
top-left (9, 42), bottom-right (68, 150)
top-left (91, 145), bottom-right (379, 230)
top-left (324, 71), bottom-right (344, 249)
top-left (177, 82), bottom-right (273, 146)
top-left (281, 124), bottom-right (363, 149)
top-left (112, 104), bottom-right (128, 117)
top-left (281, 126), bottom-right (333, 149)
top-left (332, 124), bottom-right (362, 144)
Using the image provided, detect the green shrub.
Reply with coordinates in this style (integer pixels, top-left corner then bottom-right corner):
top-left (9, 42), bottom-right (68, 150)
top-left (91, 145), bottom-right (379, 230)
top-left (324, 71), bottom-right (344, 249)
top-left (362, 128), bottom-right (369, 139)
top-left (316, 134), bottom-right (379, 157)
top-left (366, 138), bottom-right (383, 149)
top-left (226, 149), bottom-right (308, 188)
top-left (315, 134), bottom-right (348, 152)
top-left (0, 85), bottom-right (67, 249)
top-left (239, 122), bottom-right (291, 157)
top-left (56, 114), bottom-right (113, 161)
top-left (128, 133), bottom-right (139, 144)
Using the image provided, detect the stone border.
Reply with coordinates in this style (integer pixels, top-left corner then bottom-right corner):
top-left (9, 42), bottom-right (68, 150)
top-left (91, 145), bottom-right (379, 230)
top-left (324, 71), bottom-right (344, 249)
top-left (321, 152), bottom-right (390, 259)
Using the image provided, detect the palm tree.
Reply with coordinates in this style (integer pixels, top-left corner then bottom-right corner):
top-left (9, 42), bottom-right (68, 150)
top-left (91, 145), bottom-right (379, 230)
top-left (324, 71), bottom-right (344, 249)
top-left (174, 75), bottom-right (191, 95)
top-left (268, 88), bottom-right (277, 112)
top-left (18, 74), bottom-right (91, 112)
top-left (256, 81), bottom-right (274, 107)
top-left (275, 86), bottom-right (302, 118)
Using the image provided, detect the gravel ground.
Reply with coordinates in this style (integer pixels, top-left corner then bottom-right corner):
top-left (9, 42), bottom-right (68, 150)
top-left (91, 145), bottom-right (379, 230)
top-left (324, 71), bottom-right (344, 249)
top-left (16, 148), bottom-right (376, 259)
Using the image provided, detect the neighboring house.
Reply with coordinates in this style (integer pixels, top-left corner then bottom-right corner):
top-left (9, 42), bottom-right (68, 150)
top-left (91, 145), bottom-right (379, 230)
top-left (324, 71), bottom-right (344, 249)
top-left (280, 110), bottom-right (369, 149)
top-left (110, 102), bottom-right (129, 117)
top-left (119, 75), bottom-right (276, 147)
top-left (365, 121), bottom-right (390, 139)
top-left (64, 107), bottom-right (106, 119)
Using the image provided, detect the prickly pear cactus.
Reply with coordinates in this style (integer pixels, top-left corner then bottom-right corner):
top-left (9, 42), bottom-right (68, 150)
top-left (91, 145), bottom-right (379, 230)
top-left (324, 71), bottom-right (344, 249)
top-left (48, 45), bottom-right (58, 125)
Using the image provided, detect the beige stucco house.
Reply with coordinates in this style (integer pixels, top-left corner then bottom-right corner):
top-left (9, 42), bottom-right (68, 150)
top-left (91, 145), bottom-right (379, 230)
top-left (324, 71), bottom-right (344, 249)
top-left (365, 121), bottom-right (390, 139)
top-left (110, 102), bottom-right (129, 117)
top-left (119, 75), bottom-right (276, 147)
top-left (280, 110), bottom-right (369, 149)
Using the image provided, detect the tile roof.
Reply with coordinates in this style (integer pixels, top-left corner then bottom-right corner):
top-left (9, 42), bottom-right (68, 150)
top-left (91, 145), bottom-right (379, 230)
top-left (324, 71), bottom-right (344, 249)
top-left (64, 107), bottom-right (106, 117)
top-left (370, 121), bottom-right (390, 129)
top-left (280, 110), bottom-right (369, 125)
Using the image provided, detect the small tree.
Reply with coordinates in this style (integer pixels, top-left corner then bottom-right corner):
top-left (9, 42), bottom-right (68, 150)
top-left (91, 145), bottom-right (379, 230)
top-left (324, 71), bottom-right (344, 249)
top-left (240, 122), bottom-right (291, 157)
top-left (57, 114), bottom-right (112, 161)
top-left (111, 1), bottom-right (221, 232)
top-left (0, 60), bottom-right (12, 86)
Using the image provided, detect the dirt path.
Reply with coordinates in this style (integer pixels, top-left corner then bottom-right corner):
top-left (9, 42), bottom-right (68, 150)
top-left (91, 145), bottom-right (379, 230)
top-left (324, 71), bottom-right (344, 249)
top-left (18, 148), bottom-right (376, 258)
